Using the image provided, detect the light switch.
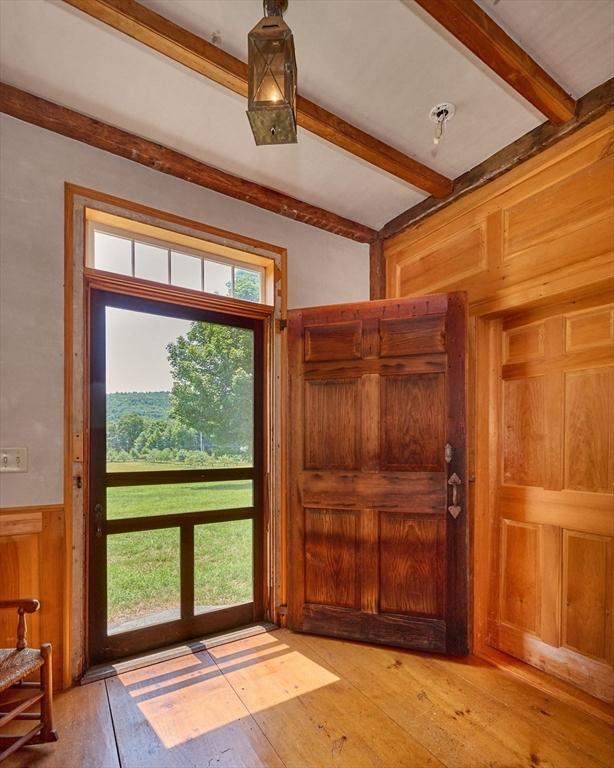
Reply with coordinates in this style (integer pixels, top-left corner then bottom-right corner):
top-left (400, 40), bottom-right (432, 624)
top-left (0, 448), bottom-right (28, 472)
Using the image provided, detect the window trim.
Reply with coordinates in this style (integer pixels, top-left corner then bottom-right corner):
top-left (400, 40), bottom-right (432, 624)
top-left (86, 209), bottom-right (271, 306)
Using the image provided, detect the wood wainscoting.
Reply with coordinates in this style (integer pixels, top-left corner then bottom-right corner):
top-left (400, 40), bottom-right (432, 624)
top-left (383, 110), bottom-right (614, 707)
top-left (0, 505), bottom-right (65, 690)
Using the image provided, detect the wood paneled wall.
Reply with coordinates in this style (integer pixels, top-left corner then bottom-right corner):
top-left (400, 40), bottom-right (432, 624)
top-left (0, 505), bottom-right (65, 689)
top-left (384, 111), bottom-right (613, 316)
top-left (383, 110), bottom-right (614, 702)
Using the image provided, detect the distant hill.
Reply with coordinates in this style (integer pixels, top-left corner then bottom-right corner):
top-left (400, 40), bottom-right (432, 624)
top-left (107, 391), bottom-right (171, 422)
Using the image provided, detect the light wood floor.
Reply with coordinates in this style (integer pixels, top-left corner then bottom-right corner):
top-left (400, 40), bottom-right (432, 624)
top-left (4, 629), bottom-right (613, 768)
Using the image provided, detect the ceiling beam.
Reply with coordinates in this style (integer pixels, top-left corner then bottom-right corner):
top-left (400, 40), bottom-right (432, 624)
top-left (413, 0), bottom-right (576, 124)
top-left (62, 0), bottom-right (452, 197)
top-left (380, 78), bottom-right (613, 240)
top-left (0, 83), bottom-right (377, 243)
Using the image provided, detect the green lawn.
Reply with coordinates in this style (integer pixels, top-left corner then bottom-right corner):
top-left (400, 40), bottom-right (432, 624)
top-left (105, 461), bottom-right (253, 630)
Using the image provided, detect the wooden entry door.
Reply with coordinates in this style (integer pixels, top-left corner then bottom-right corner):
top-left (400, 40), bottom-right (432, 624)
top-left (287, 293), bottom-right (468, 655)
top-left (489, 299), bottom-right (614, 702)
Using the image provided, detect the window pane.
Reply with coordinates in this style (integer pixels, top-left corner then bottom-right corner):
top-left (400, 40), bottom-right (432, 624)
top-left (94, 231), bottom-right (132, 275)
top-left (135, 241), bottom-right (168, 283)
top-left (234, 268), bottom-right (262, 303)
top-left (194, 519), bottom-right (253, 614)
top-left (171, 251), bottom-right (202, 291)
top-left (107, 528), bottom-right (180, 634)
top-left (106, 480), bottom-right (253, 519)
top-left (204, 260), bottom-right (232, 297)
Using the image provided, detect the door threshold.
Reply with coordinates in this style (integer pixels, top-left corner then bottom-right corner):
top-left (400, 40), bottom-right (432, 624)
top-left (81, 621), bottom-right (278, 685)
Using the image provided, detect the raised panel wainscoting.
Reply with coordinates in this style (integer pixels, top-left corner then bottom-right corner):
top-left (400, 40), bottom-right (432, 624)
top-left (384, 112), bottom-right (614, 706)
top-left (0, 505), bottom-right (65, 690)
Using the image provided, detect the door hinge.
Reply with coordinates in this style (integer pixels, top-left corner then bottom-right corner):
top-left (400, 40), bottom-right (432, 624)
top-left (278, 318), bottom-right (288, 331)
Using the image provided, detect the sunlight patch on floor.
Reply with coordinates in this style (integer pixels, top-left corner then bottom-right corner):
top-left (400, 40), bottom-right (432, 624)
top-left (122, 635), bottom-right (339, 749)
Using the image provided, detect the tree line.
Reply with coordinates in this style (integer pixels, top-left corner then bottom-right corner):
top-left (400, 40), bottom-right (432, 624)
top-left (107, 320), bottom-right (254, 466)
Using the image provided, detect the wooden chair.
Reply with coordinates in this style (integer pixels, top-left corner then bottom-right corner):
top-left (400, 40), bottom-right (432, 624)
top-left (0, 600), bottom-right (58, 762)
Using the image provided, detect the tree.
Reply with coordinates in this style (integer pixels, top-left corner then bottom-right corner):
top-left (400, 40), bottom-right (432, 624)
top-left (107, 413), bottom-right (148, 451)
top-left (133, 418), bottom-right (202, 454)
top-left (229, 270), bottom-right (260, 302)
top-left (167, 322), bottom-right (253, 456)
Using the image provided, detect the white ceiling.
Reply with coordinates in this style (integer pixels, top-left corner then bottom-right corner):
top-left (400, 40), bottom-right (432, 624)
top-left (0, 0), bottom-right (612, 230)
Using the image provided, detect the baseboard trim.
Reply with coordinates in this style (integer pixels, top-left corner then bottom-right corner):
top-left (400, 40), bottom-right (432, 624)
top-left (476, 645), bottom-right (614, 727)
top-left (80, 621), bottom-right (278, 685)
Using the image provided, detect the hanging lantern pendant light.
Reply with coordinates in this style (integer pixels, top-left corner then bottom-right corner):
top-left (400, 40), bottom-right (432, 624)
top-left (246, 0), bottom-right (298, 145)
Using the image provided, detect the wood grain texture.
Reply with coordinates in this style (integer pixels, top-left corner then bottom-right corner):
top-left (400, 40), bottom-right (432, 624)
top-left (0, 83), bottom-right (376, 243)
top-left (304, 322), bottom-right (362, 363)
top-left (499, 520), bottom-right (538, 633)
top-left (304, 379), bottom-right (360, 470)
top-left (0, 506), bottom-right (64, 691)
top-left (304, 509), bottom-right (359, 609)
top-left (379, 315), bottom-right (446, 357)
top-left (502, 377), bottom-right (544, 487)
top-left (562, 531), bottom-right (612, 663)
top-left (209, 630), bottom-right (446, 766)
top-left (288, 294), bottom-right (467, 655)
top-left (379, 514), bottom-right (445, 617)
top-left (380, 373), bottom-right (445, 471)
top-left (7, 628), bottom-right (614, 767)
top-left (1, 680), bottom-right (119, 768)
top-left (494, 304), bottom-right (614, 702)
top-left (384, 112), bottom-right (614, 317)
top-left (62, 0), bottom-right (452, 196)
top-left (566, 307), bottom-right (614, 352)
top-left (564, 367), bottom-right (613, 493)
top-left (413, 0), bottom-right (575, 123)
top-left (107, 651), bottom-right (283, 767)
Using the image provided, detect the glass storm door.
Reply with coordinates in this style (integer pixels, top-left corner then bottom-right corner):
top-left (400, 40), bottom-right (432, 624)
top-left (88, 290), bottom-right (264, 664)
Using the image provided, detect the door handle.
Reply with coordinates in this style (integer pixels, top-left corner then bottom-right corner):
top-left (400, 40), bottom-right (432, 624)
top-left (94, 503), bottom-right (104, 539)
top-left (447, 473), bottom-right (462, 519)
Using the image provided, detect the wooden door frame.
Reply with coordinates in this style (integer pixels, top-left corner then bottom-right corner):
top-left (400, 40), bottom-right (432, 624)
top-left (64, 184), bottom-right (287, 686)
top-left (87, 288), bottom-right (266, 664)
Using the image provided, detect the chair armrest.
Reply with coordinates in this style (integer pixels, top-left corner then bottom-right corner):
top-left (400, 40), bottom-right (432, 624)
top-left (0, 599), bottom-right (40, 614)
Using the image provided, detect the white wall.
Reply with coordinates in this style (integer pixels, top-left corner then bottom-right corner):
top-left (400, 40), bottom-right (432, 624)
top-left (0, 115), bottom-right (369, 507)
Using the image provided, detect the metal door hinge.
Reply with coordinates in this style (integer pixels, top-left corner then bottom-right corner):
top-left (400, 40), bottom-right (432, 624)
top-left (279, 318), bottom-right (288, 331)
top-left (444, 443), bottom-right (453, 464)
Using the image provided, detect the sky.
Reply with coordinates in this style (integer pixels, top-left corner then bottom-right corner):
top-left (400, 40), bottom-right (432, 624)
top-left (105, 308), bottom-right (192, 393)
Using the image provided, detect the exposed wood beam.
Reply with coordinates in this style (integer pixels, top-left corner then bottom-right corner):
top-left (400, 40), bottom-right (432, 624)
top-left (413, 0), bottom-right (576, 124)
top-left (0, 83), bottom-right (377, 243)
top-left (62, 0), bottom-right (452, 197)
top-left (369, 239), bottom-right (386, 300)
top-left (380, 78), bottom-right (613, 240)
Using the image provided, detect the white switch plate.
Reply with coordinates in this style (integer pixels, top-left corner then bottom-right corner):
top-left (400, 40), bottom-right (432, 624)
top-left (0, 448), bottom-right (28, 472)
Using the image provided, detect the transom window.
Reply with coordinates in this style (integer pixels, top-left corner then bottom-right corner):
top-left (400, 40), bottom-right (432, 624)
top-left (86, 210), bottom-right (267, 304)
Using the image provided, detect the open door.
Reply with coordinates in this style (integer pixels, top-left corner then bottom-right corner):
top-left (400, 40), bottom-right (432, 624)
top-left (287, 293), bottom-right (467, 655)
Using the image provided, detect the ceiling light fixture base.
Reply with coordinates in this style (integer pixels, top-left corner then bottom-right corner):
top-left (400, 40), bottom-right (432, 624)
top-left (429, 102), bottom-right (456, 124)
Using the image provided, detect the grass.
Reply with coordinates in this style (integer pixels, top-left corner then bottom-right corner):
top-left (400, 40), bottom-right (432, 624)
top-left (105, 461), bottom-right (253, 629)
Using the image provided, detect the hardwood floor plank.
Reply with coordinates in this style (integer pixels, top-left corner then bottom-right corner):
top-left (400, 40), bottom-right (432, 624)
top-left (207, 629), bottom-right (444, 767)
top-left (3, 630), bottom-right (612, 767)
top-left (433, 654), bottom-right (614, 764)
top-left (2, 680), bottom-right (119, 768)
top-left (294, 630), bottom-right (613, 768)
top-left (106, 650), bottom-right (285, 768)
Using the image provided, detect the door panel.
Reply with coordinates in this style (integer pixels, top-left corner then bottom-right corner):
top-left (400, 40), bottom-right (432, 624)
top-left (288, 293), bottom-right (467, 655)
top-left (491, 302), bottom-right (614, 702)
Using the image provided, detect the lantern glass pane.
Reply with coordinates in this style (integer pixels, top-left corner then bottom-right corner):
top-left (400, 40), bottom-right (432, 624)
top-left (254, 41), bottom-right (285, 103)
